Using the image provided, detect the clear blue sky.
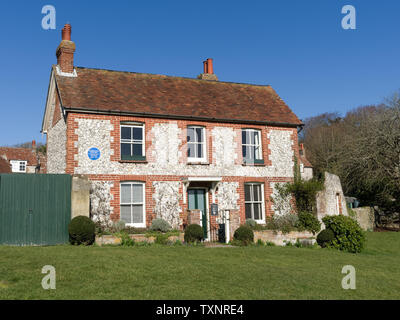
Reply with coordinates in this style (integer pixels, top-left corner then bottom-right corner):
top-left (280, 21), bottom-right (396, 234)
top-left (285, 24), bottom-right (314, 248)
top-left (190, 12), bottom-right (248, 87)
top-left (0, 0), bottom-right (399, 146)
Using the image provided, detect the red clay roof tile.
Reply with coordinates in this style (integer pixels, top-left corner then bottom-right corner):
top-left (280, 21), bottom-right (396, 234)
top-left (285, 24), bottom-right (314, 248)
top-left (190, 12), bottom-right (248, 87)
top-left (55, 66), bottom-right (302, 126)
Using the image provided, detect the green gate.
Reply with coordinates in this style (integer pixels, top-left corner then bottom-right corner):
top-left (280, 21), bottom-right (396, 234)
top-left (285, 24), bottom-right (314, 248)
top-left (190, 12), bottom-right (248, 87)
top-left (0, 174), bottom-right (71, 246)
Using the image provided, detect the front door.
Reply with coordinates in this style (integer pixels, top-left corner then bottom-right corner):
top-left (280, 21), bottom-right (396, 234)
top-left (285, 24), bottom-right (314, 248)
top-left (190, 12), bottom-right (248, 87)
top-left (188, 189), bottom-right (207, 239)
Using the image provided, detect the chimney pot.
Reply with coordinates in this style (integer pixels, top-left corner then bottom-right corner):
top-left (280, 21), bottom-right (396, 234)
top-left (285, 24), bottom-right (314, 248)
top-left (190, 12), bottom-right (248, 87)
top-left (61, 24), bottom-right (72, 41)
top-left (206, 58), bottom-right (213, 74)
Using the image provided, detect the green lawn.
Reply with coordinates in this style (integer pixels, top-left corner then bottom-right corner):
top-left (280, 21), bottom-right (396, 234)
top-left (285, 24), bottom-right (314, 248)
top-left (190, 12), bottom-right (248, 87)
top-left (0, 232), bottom-right (399, 300)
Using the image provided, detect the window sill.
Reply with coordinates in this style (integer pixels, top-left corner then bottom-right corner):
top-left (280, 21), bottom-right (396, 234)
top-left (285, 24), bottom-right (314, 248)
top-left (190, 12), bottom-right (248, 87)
top-left (187, 161), bottom-right (210, 165)
top-left (119, 160), bottom-right (148, 164)
top-left (242, 162), bottom-right (266, 167)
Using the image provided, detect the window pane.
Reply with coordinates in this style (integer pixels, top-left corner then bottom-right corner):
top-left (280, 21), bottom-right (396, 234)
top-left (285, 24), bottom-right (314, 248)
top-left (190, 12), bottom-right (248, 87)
top-left (121, 127), bottom-right (131, 140)
top-left (188, 190), bottom-right (196, 210)
top-left (253, 185), bottom-right (261, 201)
top-left (255, 146), bottom-right (261, 159)
top-left (197, 143), bottom-right (203, 158)
top-left (242, 146), bottom-right (247, 159)
top-left (132, 184), bottom-right (143, 203)
top-left (132, 205), bottom-right (143, 224)
top-left (121, 184), bottom-right (131, 203)
top-left (244, 185), bottom-right (251, 201)
top-left (242, 130), bottom-right (246, 144)
top-left (133, 127), bottom-right (143, 140)
top-left (121, 143), bottom-right (131, 156)
top-left (188, 143), bottom-right (195, 158)
top-left (187, 127), bottom-right (195, 143)
top-left (133, 144), bottom-right (143, 156)
top-left (120, 205), bottom-right (132, 224)
top-left (245, 203), bottom-right (252, 219)
top-left (254, 131), bottom-right (260, 145)
top-left (253, 204), bottom-right (261, 220)
top-left (196, 128), bottom-right (203, 142)
top-left (249, 146), bottom-right (255, 159)
top-left (250, 131), bottom-right (255, 144)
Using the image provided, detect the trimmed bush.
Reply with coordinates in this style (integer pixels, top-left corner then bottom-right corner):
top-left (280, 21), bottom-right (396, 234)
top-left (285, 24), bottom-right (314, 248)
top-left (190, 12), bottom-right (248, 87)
top-left (68, 216), bottom-right (96, 245)
top-left (184, 224), bottom-right (204, 243)
top-left (233, 225), bottom-right (254, 245)
top-left (297, 211), bottom-right (321, 234)
top-left (322, 215), bottom-right (366, 253)
top-left (245, 219), bottom-right (257, 229)
top-left (150, 218), bottom-right (172, 233)
top-left (316, 229), bottom-right (334, 248)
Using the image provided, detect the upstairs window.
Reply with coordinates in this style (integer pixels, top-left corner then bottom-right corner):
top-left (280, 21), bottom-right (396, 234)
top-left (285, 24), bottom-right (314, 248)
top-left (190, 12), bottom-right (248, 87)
top-left (120, 124), bottom-right (145, 161)
top-left (245, 183), bottom-right (265, 223)
top-left (10, 160), bottom-right (27, 173)
top-left (187, 126), bottom-right (206, 162)
top-left (242, 129), bottom-right (263, 164)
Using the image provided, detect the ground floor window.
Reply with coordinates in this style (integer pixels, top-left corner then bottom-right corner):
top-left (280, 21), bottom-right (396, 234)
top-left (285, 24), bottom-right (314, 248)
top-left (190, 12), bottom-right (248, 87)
top-left (120, 182), bottom-right (145, 227)
top-left (244, 183), bottom-right (265, 223)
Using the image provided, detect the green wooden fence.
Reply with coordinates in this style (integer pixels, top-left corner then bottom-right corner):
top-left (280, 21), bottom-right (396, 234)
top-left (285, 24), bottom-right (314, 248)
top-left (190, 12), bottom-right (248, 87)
top-left (0, 174), bottom-right (71, 246)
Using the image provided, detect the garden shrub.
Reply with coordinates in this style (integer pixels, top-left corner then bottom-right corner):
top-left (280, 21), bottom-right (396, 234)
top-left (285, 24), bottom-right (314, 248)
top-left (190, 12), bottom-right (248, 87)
top-left (68, 216), bottom-right (96, 245)
top-left (297, 211), bottom-right (321, 234)
top-left (233, 225), bottom-right (254, 245)
top-left (266, 214), bottom-right (299, 234)
top-left (256, 239), bottom-right (264, 246)
top-left (112, 220), bottom-right (126, 232)
top-left (155, 233), bottom-right (169, 245)
top-left (245, 219), bottom-right (257, 229)
top-left (184, 224), bottom-right (204, 243)
top-left (118, 232), bottom-right (135, 247)
top-left (322, 215), bottom-right (366, 253)
top-left (150, 218), bottom-right (172, 233)
top-left (316, 228), bottom-right (334, 248)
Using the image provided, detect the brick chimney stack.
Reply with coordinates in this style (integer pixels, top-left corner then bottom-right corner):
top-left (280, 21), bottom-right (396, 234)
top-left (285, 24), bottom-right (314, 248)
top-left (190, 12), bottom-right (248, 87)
top-left (198, 58), bottom-right (218, 81)
top-left (56, 24), bottom-right (76, 74)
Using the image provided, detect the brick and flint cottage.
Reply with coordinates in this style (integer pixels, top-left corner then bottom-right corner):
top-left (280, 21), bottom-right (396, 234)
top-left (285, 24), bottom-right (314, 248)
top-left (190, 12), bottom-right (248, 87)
top-left (42, 24), bottom-right (303, 239)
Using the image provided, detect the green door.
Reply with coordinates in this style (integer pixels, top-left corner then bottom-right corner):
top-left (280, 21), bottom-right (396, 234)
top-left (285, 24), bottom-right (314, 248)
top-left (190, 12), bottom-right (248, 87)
top-left (188, 189), bottom-right (207, 239)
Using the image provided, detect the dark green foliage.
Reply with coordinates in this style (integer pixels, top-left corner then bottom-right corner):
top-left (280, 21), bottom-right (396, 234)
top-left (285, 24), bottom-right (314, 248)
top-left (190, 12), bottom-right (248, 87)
top-left (68, 216), bottom-right (96, 245)
top-left (322, 215), bottom-right (366, 253)
top-left (184, 224), bottom-right (204, 243)
top-left (316, 229), bottom-right (335, 248)
top-left (155, 233), bottom-right (169, 245)
top-left (119, 233), bottom-right (135, 246)
top-left (297, 211), bottom-right (321, 234)
top-left (233, 225), bottom-right (254, 245)
top-left (285, 179), bottom-right (324, 213)
top-left (150, 219), bottom-right (172, 233)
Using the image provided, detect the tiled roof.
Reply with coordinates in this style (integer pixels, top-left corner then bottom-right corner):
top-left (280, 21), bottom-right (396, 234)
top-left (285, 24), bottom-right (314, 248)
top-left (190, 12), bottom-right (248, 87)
top-left (0, 158), bottom-right (11, 173)
top-left (0, 147), bottom-right (38, 166)
top-left (54, 66), bottom-right (302, 126)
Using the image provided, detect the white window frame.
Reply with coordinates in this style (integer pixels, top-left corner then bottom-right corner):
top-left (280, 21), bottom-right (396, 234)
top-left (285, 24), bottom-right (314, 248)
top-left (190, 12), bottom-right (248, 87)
top-left (120, 124), bottom-right (145, 160)
top-left (187, 126), bottom-right (207, 163)
top-left (10, 160), bottom-right (27, 173)
top-left (242, 129), bottom-right (263, 162)
top-left (120, 182), bottom-right (146, 228)
top-left (244, 183), bottom-right (265, 224)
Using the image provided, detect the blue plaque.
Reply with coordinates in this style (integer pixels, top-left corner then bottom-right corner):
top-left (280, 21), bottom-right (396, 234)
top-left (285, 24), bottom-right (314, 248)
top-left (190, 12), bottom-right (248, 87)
top-left (88, 148), bottom-right (101, 160)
